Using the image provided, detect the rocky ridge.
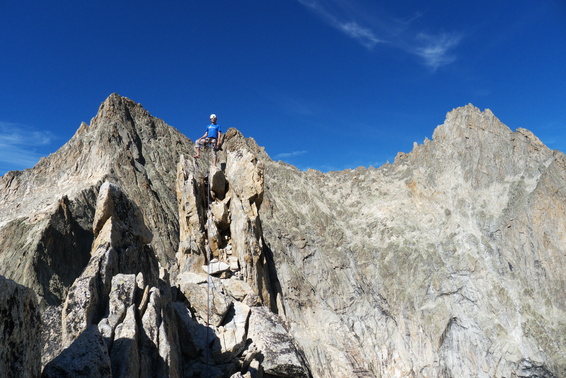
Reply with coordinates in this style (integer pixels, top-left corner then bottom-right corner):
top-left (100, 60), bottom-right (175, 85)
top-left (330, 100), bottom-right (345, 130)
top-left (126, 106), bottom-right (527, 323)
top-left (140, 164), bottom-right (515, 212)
top-left (259, 105), bottom-right (566, 377)
top-left (0, 94), bottom-right (188, 306)
top-left (0, 94), bottom-right (564, 377)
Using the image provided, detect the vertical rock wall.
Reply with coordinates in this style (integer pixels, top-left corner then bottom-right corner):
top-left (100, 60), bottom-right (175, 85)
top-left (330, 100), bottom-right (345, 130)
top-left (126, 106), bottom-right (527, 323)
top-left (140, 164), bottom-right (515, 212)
top-left (259, 105), bottom-right (566, 377)
top-left (43, 182), bottom-right (181, 377)
top-left (0, 276), bottom-right (41, 378)
top-left (175, 144), bottom-right (311, 376)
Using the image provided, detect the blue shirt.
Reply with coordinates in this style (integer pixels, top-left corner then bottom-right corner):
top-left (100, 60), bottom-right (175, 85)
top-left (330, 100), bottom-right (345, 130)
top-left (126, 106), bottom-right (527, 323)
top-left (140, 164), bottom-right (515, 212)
top-left (206, 123), bottom-right (221, 139)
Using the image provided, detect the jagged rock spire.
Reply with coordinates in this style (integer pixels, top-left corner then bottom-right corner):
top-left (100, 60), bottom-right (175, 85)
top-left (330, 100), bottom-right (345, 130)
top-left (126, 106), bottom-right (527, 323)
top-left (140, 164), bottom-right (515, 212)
top-left (1, 97), bottom-right (564, 377)
top-left (0, 94), bottom-right (193, 306)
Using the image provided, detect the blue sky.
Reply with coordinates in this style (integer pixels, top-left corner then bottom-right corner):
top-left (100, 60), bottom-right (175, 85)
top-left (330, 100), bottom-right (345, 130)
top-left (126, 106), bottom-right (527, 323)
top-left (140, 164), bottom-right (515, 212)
top-left (1, 0), bottom-right (565, 175)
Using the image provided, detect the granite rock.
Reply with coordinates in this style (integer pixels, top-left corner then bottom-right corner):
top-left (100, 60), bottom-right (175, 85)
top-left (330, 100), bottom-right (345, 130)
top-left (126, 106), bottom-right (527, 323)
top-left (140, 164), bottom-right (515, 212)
top-left (1, 95), bottom-right (564, 377)
top-left (0, 276), bottom-right (41, 378)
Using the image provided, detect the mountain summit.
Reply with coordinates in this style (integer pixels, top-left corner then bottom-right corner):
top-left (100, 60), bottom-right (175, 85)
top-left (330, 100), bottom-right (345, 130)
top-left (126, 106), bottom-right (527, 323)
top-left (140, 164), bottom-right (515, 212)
top-left (1, 94), bottom-right (191, 305)
top-left (1, 94), bottom-right (564, 377)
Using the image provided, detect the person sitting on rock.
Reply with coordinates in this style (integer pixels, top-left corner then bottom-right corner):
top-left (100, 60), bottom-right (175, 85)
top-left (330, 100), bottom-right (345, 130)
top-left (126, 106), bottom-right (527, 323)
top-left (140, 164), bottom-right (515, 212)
top-left (194, 114), bottom-right (222, 165)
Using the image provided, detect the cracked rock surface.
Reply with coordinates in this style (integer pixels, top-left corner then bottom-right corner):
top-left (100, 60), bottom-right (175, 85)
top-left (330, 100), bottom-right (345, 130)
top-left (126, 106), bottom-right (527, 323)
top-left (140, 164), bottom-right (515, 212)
top-left (0, 95), bottom-right (564, 377)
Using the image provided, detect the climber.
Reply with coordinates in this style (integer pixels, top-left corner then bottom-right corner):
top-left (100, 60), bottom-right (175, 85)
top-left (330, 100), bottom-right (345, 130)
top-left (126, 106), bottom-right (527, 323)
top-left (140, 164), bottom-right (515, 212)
top-left (193, 113), bottom-right (222, 165)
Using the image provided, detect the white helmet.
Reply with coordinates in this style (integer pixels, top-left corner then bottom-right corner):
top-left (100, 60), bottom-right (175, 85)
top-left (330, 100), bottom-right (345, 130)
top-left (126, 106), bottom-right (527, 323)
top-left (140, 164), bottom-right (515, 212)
top-left (210, 114), bottom-right (217, 120)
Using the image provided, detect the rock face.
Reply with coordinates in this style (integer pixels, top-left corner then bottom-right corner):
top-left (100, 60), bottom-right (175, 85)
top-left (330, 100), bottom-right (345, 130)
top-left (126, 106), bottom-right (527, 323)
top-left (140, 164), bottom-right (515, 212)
top-left (174, 141), bottom-right (308, 376)
top-left (176, 143), bottom-right (274, 308)
top-left (259, 105), bottom-right (566, 377)
top-left (0, 93), bottom-right (190, 307)
top-left (43, 181), bottom-right (181, 377)
top-left (0, 276), bottom-right (41, 378)
top-left (0, 95), bottom-right (564, 377)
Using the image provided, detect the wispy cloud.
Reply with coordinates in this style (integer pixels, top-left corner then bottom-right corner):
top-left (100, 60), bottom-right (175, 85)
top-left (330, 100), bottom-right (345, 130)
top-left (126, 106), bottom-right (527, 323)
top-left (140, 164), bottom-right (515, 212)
top-left (339, 22), bottom-right (382, 49)
top-left (297, 0), bottom-right (461, 69)
top-left (298, 0), bottom-right (383, 49)
top-left (274, 150), bottom-right (308, 159)
top-left (411, 32), bottom-right (462, 70)
top-left (0, 121), bottom-right (54, 173)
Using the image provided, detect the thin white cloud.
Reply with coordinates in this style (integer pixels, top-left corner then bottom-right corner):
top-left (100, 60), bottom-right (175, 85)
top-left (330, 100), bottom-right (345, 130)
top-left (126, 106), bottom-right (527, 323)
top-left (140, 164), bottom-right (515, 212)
top-left (274, 150), bottom-right (308, 159)
top-left (298, 0), bottom-right (383, 50)
top-left (411, 32), bottom-right (462, 70)
top-left (297, 0), bottom-right (461, 69)
top-left (0, 121), bottom-right (54, 173)
top-left (339, 22), bottom-right (382, 49)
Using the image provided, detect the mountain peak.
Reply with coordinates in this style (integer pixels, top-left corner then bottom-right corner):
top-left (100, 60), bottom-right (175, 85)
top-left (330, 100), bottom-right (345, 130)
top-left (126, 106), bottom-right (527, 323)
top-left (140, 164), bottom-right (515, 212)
top-left (434, 103), bottom-right (511, 141)
top-left (1, 97), bottom-right (564, 377)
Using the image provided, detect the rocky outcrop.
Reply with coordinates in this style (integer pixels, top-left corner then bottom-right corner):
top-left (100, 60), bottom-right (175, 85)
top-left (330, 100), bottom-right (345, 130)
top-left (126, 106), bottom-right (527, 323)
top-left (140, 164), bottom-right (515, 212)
top-left (0, 94), bottom-right (191, 307)
top-left (42, 160), bottom-right (310, 377)
top-left (260, 104), bottom-right (566, 377)
top-left (0, 276), bottom-right (41, 378)
top-left (43, 181), bottom-right (181, 377)
top-left (177, 147), bottom-right (273, 306)
top-left (174, 145), bottom-right (310, 377)
top-left (0, 95), bottom-right (564, 377)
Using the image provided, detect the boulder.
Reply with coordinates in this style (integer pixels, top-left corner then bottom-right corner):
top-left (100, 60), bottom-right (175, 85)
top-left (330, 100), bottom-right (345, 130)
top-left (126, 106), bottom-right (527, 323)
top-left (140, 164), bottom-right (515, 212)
top-left (210, 199), bottom-right (230, 231)
top-left (179, 280), bottom-right (232, 327)
top-left (203, 260), bottom-right (231, 276)
top-left (42, 325), bottom-right (112, 378)
top-left (209, 165), bottom-right (227, 200)
top-left (247, 306), bottom-right (310, 377)
top-left (212, 301), bottom-right (251, 363)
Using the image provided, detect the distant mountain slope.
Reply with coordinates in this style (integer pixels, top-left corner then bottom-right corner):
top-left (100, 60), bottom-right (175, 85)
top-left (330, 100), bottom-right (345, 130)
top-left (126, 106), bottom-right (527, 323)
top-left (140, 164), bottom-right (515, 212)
top-left (259, 105), bottom-right (566, 376)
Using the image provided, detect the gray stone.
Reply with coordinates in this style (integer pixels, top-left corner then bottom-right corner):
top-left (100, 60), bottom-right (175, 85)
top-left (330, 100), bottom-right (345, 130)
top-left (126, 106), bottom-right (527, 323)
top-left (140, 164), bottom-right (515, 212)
top-left (0, 275), bottom-right (41, 378)
top-left (210, 199), bottom-right (230, 231)
top-left (221, 277), bottom-right (255, 301)
top-left (111, 305), bottom-right (139, 377)
top-left (213, 301), bottom-right (251, 363)
top-left (247, 306), bottom-right (310, 377)
top-left (2, 95), bottom-right (565, 377)
top-left (177, 271), bottom-right (207, 286)
top-left (0, 94), bottom-right (191, 307)
top-left (210, 165), bottom-right (227, 199)
top-left (176, 156), bottom-right (208, 272)
top-left (228, 256), bottom-right (240, 272)
top-left (203, 260), bottom-right (231, 276)
top-left (93, 182), bottom-right (152, 245)
top-left (98, 274), bottom-right (137, 345)
top-left (41, 305), bottom-right (63, 369)
top-left (259, 104), bottom-right (566, 377)
top-left (179, 281), bottom-right (232, 327)
top-left (42, 325), bottom-right (112, 378)
top-left (59, 181), bottom-right (181, 377)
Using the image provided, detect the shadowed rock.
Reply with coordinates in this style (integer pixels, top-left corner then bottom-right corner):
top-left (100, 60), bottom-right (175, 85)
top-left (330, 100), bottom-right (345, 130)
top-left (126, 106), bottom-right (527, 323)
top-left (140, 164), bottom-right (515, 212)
top-left (0, 276), bottom-right (41, 378)
top-left (52, 181), bottom-right (181, 377)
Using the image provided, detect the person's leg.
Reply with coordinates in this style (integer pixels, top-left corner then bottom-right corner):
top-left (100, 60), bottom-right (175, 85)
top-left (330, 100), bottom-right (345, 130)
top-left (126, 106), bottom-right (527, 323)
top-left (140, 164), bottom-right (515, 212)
top-left (211, 145), bottom-right (217, 165)
top-left (194, 139), bottom-right (203, 158)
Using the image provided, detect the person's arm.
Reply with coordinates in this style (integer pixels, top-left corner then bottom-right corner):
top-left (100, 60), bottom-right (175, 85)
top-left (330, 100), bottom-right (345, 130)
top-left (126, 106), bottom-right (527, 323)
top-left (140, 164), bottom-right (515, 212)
top-left (197, 131), bottom-right (208, 141)
top-left (216, 131), bottom-right (222, 147)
